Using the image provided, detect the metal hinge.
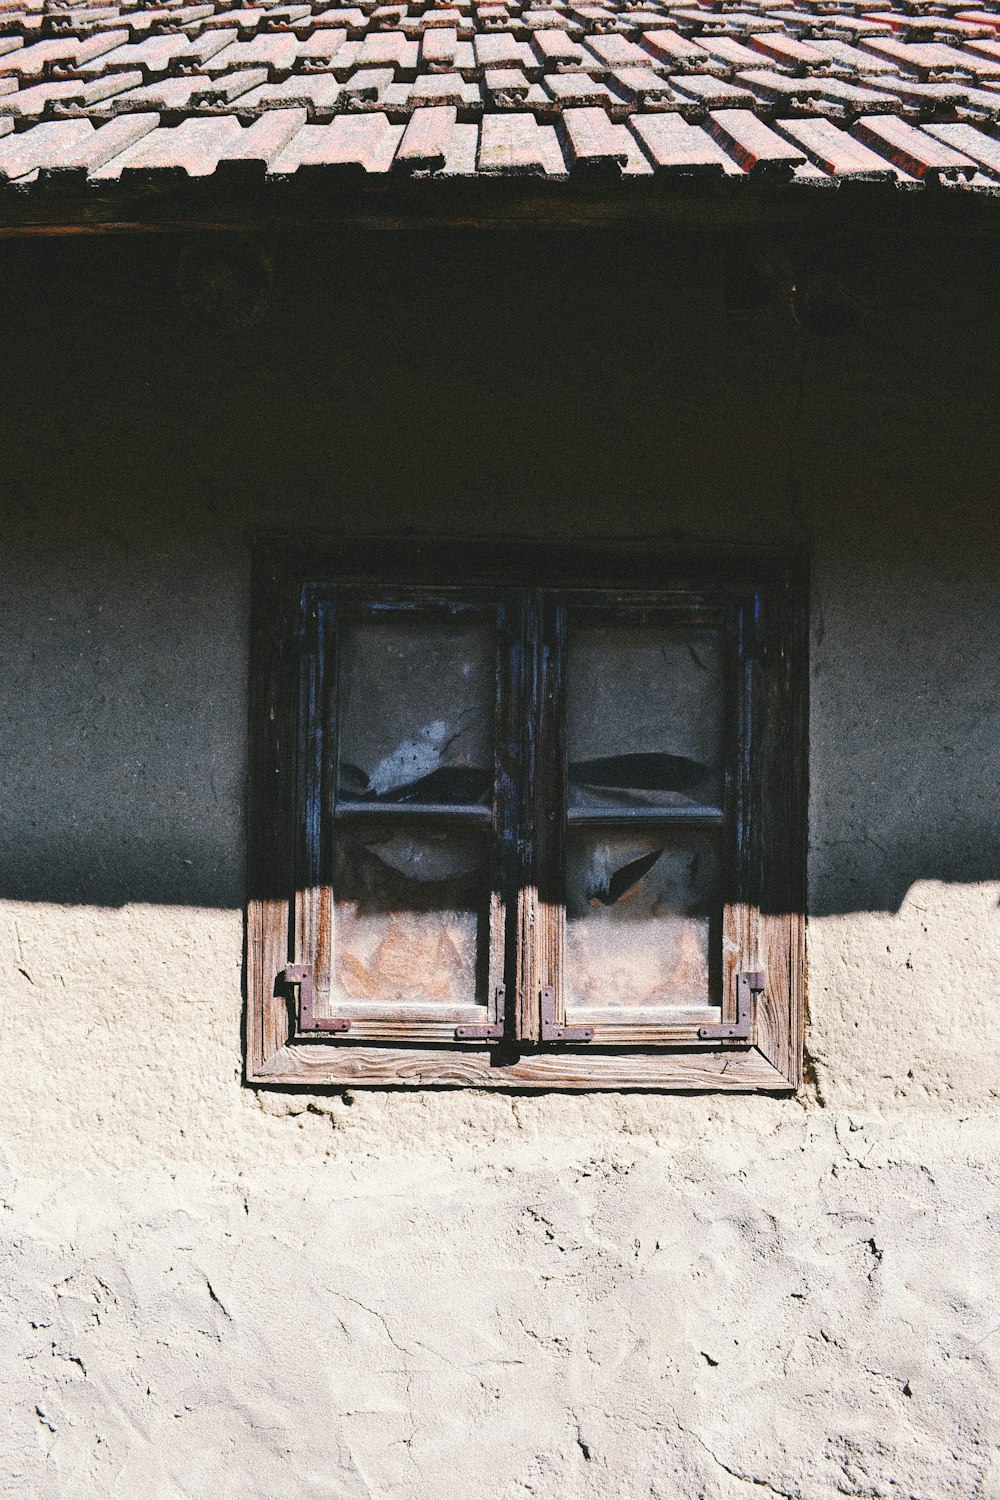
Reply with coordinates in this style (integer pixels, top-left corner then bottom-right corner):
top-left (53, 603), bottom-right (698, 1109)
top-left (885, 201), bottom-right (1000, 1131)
top-left (540, 985), bottom-right (594, 1043)
top-left (281, 964), bottom-right (351, 1034)
top-left (698, 970), bottom-right (764, 1041)
top-left (455, 986), bottom-right (506, 1041)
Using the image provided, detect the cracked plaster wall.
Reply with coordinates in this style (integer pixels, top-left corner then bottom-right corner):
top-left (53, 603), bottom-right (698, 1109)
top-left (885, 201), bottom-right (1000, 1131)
top-left (0, 227), bottom-right (998, 1499)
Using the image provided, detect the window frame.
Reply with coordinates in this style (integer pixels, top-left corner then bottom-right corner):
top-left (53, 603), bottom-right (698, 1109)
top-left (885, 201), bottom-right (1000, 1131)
top-left (246, 538), bottom-right (807, 1092)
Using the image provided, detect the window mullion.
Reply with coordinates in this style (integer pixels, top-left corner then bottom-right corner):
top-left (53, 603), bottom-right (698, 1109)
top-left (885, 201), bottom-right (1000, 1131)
top-left (490, 591), bottom-right (522, 1038)
top-left (718, 596), bottom-right (746, 1027)
top-left (729, 589), bottom-right (762, 1018)
top-left (293, 586), bottom-right (329, 1011)
top-left (514, 590), bottom-right (566, 1043)
top-left (513, 589), bottom-right (539, 1042)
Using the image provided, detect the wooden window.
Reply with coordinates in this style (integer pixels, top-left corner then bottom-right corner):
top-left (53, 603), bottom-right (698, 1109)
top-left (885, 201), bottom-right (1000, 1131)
top-left (247, 541), bottom-right (806, 1091)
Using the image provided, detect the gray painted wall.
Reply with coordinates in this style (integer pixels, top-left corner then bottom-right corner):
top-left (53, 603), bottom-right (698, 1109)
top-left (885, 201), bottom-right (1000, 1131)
top-left (1, 227), bottom-right (998, 1499)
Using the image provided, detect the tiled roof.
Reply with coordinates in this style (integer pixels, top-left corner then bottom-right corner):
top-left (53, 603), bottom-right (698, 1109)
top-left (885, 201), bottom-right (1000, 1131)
top-left (3, 0), bottom-right (1000, 190)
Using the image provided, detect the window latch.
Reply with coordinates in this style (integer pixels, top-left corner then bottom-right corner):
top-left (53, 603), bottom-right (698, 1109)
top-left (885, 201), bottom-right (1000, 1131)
top-left (455, 987), bottom-right (506, 1041)
top-left (539, 986), bottom-right (594, 1043)
top-left (698, 970), bottom-right (764, 1041)
top-left (281, 964), bottom-right (351, 1034)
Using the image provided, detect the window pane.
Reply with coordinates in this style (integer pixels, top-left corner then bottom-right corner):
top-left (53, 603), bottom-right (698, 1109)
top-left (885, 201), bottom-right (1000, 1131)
top-left (337, 616), bottom-right (493, 805)
top-left (331, 825), bottom-right (489, 1007)
top-left (566, 624), bottom-right (724, 809)
top-left (564, 833), bottom-right (720, 1009)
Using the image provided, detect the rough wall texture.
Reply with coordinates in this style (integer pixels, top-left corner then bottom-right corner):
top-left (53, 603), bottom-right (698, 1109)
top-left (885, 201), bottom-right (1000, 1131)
top-left (1, 225), bottom-right (999, 1499)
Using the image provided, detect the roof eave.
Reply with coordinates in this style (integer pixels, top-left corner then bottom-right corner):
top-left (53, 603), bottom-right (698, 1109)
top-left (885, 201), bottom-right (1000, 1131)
top-left (3, 170), bottom-right (1000, 237)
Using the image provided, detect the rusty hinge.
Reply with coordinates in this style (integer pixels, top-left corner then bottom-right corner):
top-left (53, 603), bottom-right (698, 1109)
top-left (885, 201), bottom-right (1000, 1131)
top-left (455, 986), bottom-right (506, 1041)
top-left (539, 985), bottom-right (594, 1043)
top-left (281, 964), bottom-right (351, 1034)
top-left (698, 970), bottom-right (764, 1041)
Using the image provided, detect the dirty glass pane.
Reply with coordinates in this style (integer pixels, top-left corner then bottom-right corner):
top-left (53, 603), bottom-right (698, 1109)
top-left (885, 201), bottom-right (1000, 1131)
top-left (564, 833), bottom-right (720, 1009)
top-left (331, 825), bottom-right (488, 1007)
top-left (566, 624), bottom-right (724, 810)
top-left (337, 615), bottom-right (493, 806)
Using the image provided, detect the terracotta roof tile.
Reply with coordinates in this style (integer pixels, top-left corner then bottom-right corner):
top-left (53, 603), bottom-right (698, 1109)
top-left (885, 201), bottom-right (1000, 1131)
top-left (484, 65), bottom-right (529, 99)
top-left (474, 31), bottom-right (537, 71)
top-left (477, 109), bottom-right (565, 172)
top-left (0, 73), bottom-right (133, 115)
top-left (806, 39), bottom-right (903, 76)
top-left (775, 113), bottom-right (915, 177)
top-left (175, 31), bottom-right (240, 71)
top-left (291, 31), bottom-right (346, 65)
top-left (76, 70), bottom-right (148, 109)
top-left (267, 110), bottom-right (403, 172)
top-left (0, 36), bottom-right (98, 78)
top-left (235, 73), bottom-right (341, 117)
top-left (860, 35), bottom-right (992, 73)
top-left (852, 110), bottom-right (979, 174)
top-left (74, 34), bottom-right (192, 77)
top-left (439, 118), bottom-right (478, 172)
top-left (199, 9), bottom-right (267, 36)
top-left (609, 65), bottom-right (681, 103)
top-left (216, 105), bottom-right (308, 170)
top-left (98, 71), bottom-right (213, 113)
top-left (701, 34), bottom-right (775, 67)
top-left (190, 66), bottom-right (270, 105)
top-left (631, 110), bottom-right (745, 171)
top-left (707, 105), bottom-right (807, 171)
top-left (339, 64), bottom-right (394, 103)
top-left (544, 69), bottom-right (619, 105)
top-left (52, 110), bottom-right (158, 163)
top-left (888, 74), bottom-right (995, 112)
top-left (558, 102), bottom-right (638, 169)
top-left (356, 30), bottom-right (419, 71)
top-left (640, 29), bottom-right (717, 70)
top-left (89, 112), bottom-right (243, 174)
top-left (421, 26), bottom-right (458, 67)
top-left (395, 100), bottom-right (455, 168)
top-left (308, 8), bottom-right (366, 31)
top-left (670, 72), bottom-right (757, 105)
top-left (925, 115), bottom-right (1000, 167)
top-left (0, 115), bottom-right (93, 176)
top-left (749, 31), bottom-right (828, 68)
top-left (584, 32), bottom-right (654, 68)
top-left (533, 27), bottom-right (585, 65)
top-left (202, 35), bottom-right (299, 75)
top-left (407, 71), bottom-right (479, 107)
top-left (1, 0), bottom-right (1000, 193)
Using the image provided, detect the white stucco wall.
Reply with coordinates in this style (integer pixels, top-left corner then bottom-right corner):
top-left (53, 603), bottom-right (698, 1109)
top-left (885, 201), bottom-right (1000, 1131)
top-left (2, 226), bottom-right (999, 1499)
top-left (1, 530), bottom-right (998, 1500)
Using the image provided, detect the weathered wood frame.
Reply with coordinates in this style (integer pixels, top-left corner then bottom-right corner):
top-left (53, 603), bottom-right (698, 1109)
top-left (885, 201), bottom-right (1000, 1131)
top-left (247, 538), bottom-right (807, 1091)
